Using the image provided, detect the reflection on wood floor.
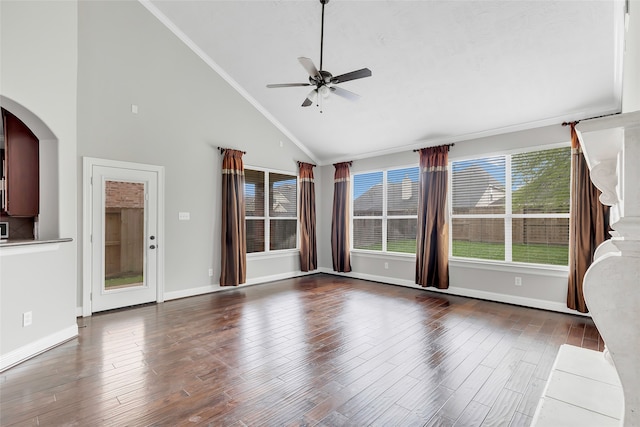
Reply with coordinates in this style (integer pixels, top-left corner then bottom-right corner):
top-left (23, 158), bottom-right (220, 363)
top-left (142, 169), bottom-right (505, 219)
top-left (0, 274), bottom-right (602, 426)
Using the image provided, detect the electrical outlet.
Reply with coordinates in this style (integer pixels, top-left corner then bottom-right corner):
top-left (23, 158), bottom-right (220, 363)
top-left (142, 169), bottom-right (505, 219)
top-left (515, 277), bottom-right (522, 286)
top-left (384, 262), bottom-right (389, 269)
top-left (179, 212), bottom-right (190, 221)
top-left (209, 268), bottom-right (213, 277)
top-left (23, 311), bottom-right (32, 327)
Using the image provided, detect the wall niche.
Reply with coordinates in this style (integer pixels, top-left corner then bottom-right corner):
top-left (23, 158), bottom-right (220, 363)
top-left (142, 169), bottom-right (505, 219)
top-left (0, 97), bottom-right (59, 241)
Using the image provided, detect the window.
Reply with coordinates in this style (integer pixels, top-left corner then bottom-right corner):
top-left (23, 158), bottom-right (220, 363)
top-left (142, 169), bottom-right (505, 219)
top-left (450, 147), bottom-right (570, 266)
top-left (352, 167), bottom-right (419, 254)
top-left (245, 168), bottom-right (297, 253)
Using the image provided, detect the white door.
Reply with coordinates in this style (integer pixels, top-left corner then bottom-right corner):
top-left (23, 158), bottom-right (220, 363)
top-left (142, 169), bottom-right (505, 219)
top-left (90, 165), bottom-right (159, 312)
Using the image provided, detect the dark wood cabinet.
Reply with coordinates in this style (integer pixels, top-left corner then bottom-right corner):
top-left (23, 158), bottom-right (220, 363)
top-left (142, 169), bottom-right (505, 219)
top-left (2, 109), bottom-right (39, 217)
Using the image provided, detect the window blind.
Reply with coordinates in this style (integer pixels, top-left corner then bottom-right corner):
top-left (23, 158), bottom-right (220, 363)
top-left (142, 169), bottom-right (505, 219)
top-left (450, 147), bottom-right (570, 266)
top-left (244, 169), bottom-right (297, 253)
top-left (352, 167), bottom-right (419, 254)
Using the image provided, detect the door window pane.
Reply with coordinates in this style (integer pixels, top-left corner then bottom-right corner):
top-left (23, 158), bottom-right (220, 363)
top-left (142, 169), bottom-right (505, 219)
top-left (104, 180), bottom-right (144, 289)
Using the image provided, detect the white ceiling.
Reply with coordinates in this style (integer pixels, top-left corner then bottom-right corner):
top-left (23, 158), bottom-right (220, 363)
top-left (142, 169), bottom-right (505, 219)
top-left (144, 0), bottom-right (625, 165)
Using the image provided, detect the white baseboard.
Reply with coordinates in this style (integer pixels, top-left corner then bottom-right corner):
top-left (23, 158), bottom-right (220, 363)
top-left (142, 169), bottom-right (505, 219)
top-left (164, 284), bottom-right (221, 301)
top-left (0, 324), bottom-right (79, 372)
top-left (317, 267), bottom-right (589, 317)
top-left (163, 270), bottom-right (317, 301)
top-left (81, 268), bottom-right (588, 316)
top-left (245, 270), bottom-right (316, 286)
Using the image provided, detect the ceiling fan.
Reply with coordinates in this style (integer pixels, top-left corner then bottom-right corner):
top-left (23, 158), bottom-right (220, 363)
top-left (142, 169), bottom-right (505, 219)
top-left (266, 0), bottom-right (372, 108)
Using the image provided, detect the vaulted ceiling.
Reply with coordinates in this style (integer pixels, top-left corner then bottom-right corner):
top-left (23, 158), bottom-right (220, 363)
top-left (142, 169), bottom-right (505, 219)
top-left (143, 0), bottom-right (626, 165)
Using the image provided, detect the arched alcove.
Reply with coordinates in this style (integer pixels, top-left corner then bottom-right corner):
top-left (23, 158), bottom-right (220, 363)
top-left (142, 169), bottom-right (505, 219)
top-left (1, 95), bottom-right (59, 239)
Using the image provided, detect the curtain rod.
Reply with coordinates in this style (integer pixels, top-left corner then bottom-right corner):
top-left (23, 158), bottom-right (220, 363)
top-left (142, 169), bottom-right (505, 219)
top-left (562, 111), bottom-right (621, 126)
top-left (297, 161), bottom-right (316, 167)
top-left (413, 143), bottom-right (455, 152)
top-left (218, 147), bottom-right (246, 154)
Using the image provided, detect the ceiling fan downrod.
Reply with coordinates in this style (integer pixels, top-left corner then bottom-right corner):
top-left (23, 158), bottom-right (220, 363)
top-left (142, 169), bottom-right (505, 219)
top-left (265, 0), bottom-right (371, 109)
top-left (320, 0), bottom-right (329, 71)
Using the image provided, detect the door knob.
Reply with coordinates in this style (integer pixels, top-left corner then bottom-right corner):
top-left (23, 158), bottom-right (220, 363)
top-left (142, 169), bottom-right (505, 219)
top-left (149, 245), bottom-right (156, 249)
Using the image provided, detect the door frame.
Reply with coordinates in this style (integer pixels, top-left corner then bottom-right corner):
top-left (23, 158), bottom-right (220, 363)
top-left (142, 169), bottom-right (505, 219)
top-left (82, 157), bottom-right (165, 317)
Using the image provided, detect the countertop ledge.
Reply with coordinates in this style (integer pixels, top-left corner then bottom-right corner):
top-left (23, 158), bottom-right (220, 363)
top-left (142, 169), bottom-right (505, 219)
top-left (0, 238), bottom-right (73, 247)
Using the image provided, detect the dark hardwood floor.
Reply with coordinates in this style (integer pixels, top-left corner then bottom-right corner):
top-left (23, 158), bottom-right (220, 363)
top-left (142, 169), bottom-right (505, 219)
top-left (0, 274), bottom-right (602, 426)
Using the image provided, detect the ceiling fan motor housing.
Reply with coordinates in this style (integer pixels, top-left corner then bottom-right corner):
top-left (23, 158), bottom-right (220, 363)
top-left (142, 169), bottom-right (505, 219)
top-left (309, 70), bottom-right (333, 86)
top-left (266, 0), bottom-right (371, 107)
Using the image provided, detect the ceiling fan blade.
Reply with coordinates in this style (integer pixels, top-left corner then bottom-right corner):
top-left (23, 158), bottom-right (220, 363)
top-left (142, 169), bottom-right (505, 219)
top-left (331, 68), bottom-right (372, 84)
top-left (266, 83), bottom-right (311, 88)
top-left (302, 89), bottom-right (318, 107)
top-left (330, 86), bottom-right (361, 101)
top-left (298, 57), bottom-right (320, 79)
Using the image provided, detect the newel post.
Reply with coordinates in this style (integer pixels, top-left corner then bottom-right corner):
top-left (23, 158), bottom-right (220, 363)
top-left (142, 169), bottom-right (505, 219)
top-left (577, 111), bottom-right (640, 427)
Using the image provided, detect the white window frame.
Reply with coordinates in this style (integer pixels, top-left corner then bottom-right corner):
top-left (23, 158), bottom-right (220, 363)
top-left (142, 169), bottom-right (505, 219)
top-left (448, 144), bottom-right (571, 267)
top-left (245, 166), bottom-right (299, 255)
top-left (351, 165), bottom-right (419, 255)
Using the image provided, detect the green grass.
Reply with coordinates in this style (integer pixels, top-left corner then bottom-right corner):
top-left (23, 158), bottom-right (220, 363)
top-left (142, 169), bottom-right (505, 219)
top-left (356, 239), bottom-right (568, 265)
top-left (452, 240), bottom-right (568, 266)
top-left (105, 274), bottom-right (143, 289)
top-left (388, 240), bottom-right (417, 254)
top-left (452, 241), bottom-right (504, 261)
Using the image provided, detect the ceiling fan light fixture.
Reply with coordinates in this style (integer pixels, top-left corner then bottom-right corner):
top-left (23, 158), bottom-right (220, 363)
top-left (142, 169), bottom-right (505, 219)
top-left (265, 0), bottom-right (371, 109)
top-left (319, 85), bottom-right (330, 99)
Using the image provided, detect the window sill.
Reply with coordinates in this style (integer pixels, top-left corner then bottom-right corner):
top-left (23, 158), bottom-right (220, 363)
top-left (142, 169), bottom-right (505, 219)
top-left (247, 249), bottom-right (299, 260)
top-left (349, 251), bottom-right (569, 277)
top-left (449, 257), bottom-right (569, 277)
top-left (351, 249), bottom-right (415, 260)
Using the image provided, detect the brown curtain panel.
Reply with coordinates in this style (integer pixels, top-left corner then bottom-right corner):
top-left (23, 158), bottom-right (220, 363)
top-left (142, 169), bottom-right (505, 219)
top-left (567, 124), bottom-right (609, 312)
top-left (299, 162), bottom-right (317, 272)
top-left (220, 149), bottom-right (247, 286)
top-left (416, 146), bottom-right (450, 289)
top-left (331, 162), bottom-right (352, 272)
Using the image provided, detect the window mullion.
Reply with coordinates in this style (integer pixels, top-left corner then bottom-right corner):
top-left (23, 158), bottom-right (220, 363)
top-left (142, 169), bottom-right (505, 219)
top-left (448, 161), bottom-right (453, 258)
top-left (264, 172), bottom-right (270, 252)
top-left (350, 172), bottom-right (354, 250)
top-left (297, 176), bottom-right (301, 250)
top-left (505, 155), bottom-right (513, 262)
top-left (382, 170), bottom-right (388, 252)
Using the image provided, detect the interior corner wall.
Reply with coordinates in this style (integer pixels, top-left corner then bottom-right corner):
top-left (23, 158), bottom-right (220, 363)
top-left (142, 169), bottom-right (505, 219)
top-left (76, 0), bottom-right (315, 306)
top-left (0, 0), bottom-right (78, 368)
top-left (318, 124), bottom-right (579, 314)
top-left (623, 0), bottom-right (640, 113)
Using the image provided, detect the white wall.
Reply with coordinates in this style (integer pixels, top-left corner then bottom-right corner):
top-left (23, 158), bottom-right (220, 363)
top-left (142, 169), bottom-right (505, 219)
top-left (623, 0), bottom-right (640, 113)
top-left (4, 0), bottom-right (635, 370)
top-left (0, 0), bottom-right (78, 370)
top-left (76, 1), bottom-right (316, 307)
top-left (318, 124), bottom-right (579, 314)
